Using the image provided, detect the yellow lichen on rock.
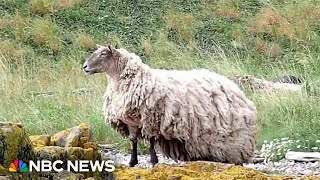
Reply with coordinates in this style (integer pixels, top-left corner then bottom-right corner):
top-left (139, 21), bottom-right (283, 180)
top-left (65, 147), bottom-right (97, 161)
top-left (50, 126), bottom-right (80, 147)
top-left (83, 142), bottom-right (98, 150)
top-left (30, 124), bottom-right (102, 179)
top-left (29, 135), bottom-right (51, 147)
top-left (113, 161), bottom-right (320, 180)
top-left (34, 146), bottom-right (66, 161)
top-left (49, 123), bottom-right (95, 148)
top-left (0, 122), bottom-right (37, 178)
top-left (0, 123), bottom-right (34, 171)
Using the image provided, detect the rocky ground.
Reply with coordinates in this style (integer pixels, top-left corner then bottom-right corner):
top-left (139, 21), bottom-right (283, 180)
top-left (101, 148), bottom-right (320, 177)
top-left (1, 122), bottom-right (319, 179)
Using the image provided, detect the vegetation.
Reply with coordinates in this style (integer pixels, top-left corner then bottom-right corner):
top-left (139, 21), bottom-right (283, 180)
top-left (0, 0), bottom-right (319, 158)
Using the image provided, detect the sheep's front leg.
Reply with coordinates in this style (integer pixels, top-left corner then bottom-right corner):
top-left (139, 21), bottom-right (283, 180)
top-left (129, 138), bottom-right (138, 167)
top-left (149, 137), bottom-right (158, 166)
top-left (128, 126), bottom-right (139, 167)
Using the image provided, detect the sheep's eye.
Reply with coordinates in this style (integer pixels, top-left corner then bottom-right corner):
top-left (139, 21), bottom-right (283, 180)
top-left (101, 51), bottom-right (107, 56)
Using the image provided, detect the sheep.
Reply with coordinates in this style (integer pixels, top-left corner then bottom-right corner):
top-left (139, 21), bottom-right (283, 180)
top-left (82, 44), bottom-right (259, 167)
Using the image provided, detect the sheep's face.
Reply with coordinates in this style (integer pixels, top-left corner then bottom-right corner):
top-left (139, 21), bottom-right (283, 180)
top-left (82, 44), bottom-right (118, 75)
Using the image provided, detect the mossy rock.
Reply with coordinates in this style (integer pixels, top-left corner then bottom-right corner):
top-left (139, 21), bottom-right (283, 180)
top-left (0, 123), bottom-right (37, 176)
top-left (33, 146), bottom-right (103, 179)
top-left (32, 123), bottom-right (104, 179)
top-left (113, 161), bottom-right (320, 180)
top-left (50, 123), bottom-right (96, 148)
top-left (30, 135), bottom-right (51, 147)
top-left (0, 176), bottom-right (10, 180)
top-left (34, 146), bottom-right (67, 162)
top-left (51, 170), bottom-right (85, 180)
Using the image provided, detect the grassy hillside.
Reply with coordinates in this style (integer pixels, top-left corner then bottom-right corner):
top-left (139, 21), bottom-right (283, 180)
top-left (0, 0), bottom-right (320, 159)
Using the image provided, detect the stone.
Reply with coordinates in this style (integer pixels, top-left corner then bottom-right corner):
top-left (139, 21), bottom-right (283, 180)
top-left (0, 176), bottom-right (10, 180)
top-left (34, 146), bottom-right (67, 162)
top-left (30, 135), bottom-right (51, 147)
top-left (65, 147), bottom-right (99, 161)
top-left (113, 161), bottom-right (320, 180)
top-left (0, 122), bottom-right (37, 178)
top-left (228, 75), bottom-right (303, 94)
top-left (113, 161), bottom-right (274, 179)
top-left (52, 170), bottom-right (85, 180)
top-left (83, 142), bottom-right (98, 150)
top-left (311, 162), bottom-right (319, 168)
top-left (0, 123), bottom-right (111, 179)
top-left (50, 123), bottom-right (95, 148)
top-left (285, 151), bottom-right (320, 162)
top-left (31, 124), bottom-right (103, 179)
top-left (98, 144), bottom-right (115, 149)
top-left (274, 162), bottom-right (281, 167)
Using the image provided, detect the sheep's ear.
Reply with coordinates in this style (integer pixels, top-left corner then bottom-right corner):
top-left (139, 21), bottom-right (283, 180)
top-left (108, 44), bottom-right (114, 53)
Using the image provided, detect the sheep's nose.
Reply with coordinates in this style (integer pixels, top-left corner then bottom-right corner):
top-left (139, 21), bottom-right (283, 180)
top-left (83, 64), bottom-right (87, 69)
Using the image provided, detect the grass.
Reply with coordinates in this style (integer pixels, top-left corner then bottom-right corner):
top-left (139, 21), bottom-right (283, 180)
top-left (0, 0), bottom-right (320, 158)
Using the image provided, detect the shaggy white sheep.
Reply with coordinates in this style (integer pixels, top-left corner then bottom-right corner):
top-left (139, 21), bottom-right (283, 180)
top-left (82, 44), bottom-right (258, 167)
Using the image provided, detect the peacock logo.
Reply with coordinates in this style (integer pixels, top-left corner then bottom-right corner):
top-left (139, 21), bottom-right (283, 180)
top-left (9, 160), bottom-right (29, 173)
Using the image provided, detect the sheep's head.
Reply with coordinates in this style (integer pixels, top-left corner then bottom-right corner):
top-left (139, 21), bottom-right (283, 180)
top-left (82, 44), bottom-right (119, 75)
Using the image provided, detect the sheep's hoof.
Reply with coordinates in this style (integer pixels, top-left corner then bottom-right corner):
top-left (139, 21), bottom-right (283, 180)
top-left (235, 163), bottom-right (243, 166)
top-left (150, 157), bottom-right (158, 166)
top-left (129, 159), bottom-right (138, 167)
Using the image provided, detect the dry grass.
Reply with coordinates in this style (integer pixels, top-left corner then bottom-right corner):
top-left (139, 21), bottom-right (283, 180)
top-left (249, 4), bottom-right (320, 42)
top-left (248, 8), bottom-right (295, 40)
top-left (29, 0), bottom-right (55, 15)
top-left (0, 40), bottom-right (27, 59)
top-left (74, 32), bottom-right (95, 49)
top-left (215, 0), bottom-right (241, 20)
top-left (255, 38), bottom-right (282, 57)
top-left (0, 16), bottom-right (12, 29)
top-left (165, 12), bottom-right (197, 42)
top-left (216, 8), bottom-right (241, 20)
top-left (30, 18), bottom-right (57, 45)
top-left (30, 18), bottom-right (63, 53)
top-left (141, 37), bottom-right (153, 55)
top-left (0, 13), bottom-right (29, 29)
top-left (47, 38), bottom-right (63, 53)
top-left (29, 0), bottom-right (85, 15)
top-left (56, 0), bottom-right (85, 10)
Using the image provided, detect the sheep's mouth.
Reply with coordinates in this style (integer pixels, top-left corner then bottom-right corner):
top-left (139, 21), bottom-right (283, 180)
top-left (84, 69), bottom-right (96, 75)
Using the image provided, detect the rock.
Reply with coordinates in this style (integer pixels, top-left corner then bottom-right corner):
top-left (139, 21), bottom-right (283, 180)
top-left (303, 169), bottom-right (315, 175)
top-left (52, 170), bottom-right (85, 180)
top-left (285, 151), bottom-right (320, 162)
top-left (228, 75), bottom-right (303, 94)
top-left (113, 161), bottom-right (315, 180)
top-left (32, 124), bottom-right (104, 179)
top-left (311, 162), bottom-right (319, 168)
top-left (274, 162), bottom-right (281, 167)
top-left (273, 74), bottom-right (303, 84)
top-left (65, 147), bottom-right (100, 161)
top-left (30, 135), bottom-right (51, 147)
top-left (253, 157), bottom-right (265, 163)
top-left (98, 144), bottom-right (115, 149)
top-left (50, 123), bottom-right (96, 148)
top-left (83, 142), bottom-right (98, 150)
top-left (0, 122), bottom-right (37, 178)
top-left (34, 146), bottom-right (67, 162)
top-left (0, 176), bottom-right (10, 180)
